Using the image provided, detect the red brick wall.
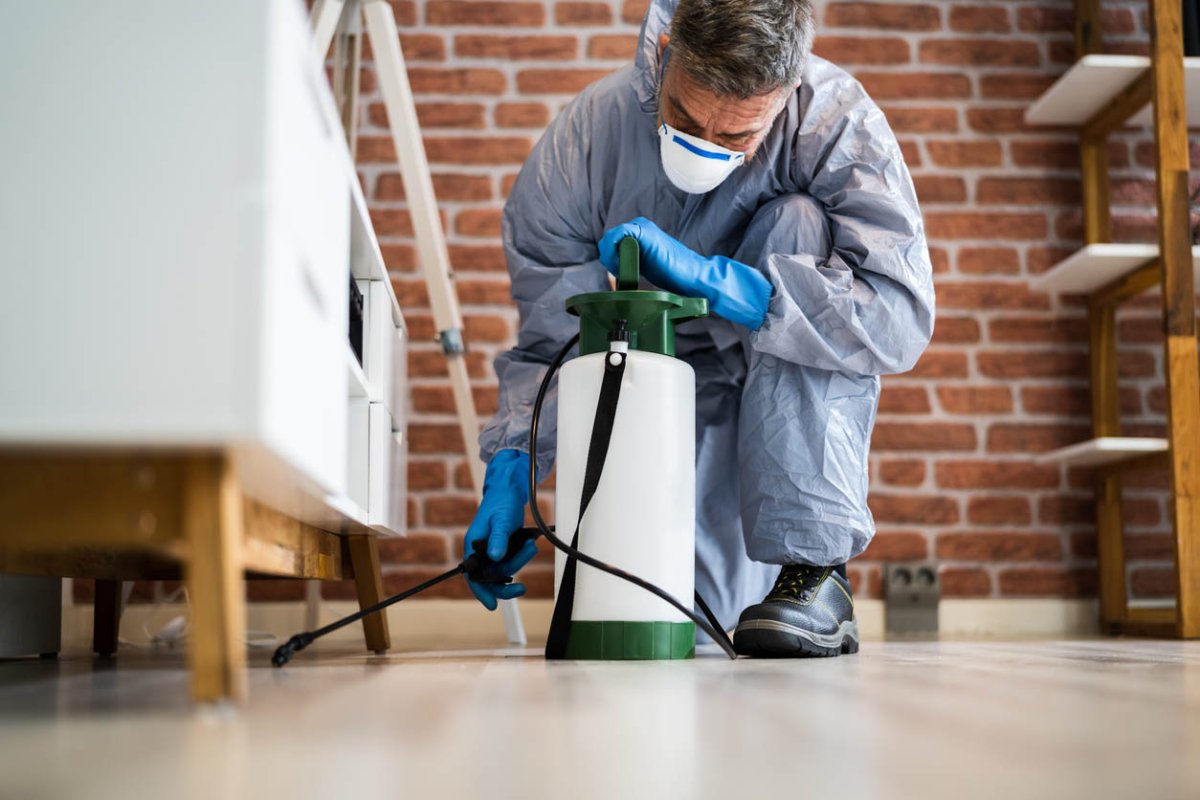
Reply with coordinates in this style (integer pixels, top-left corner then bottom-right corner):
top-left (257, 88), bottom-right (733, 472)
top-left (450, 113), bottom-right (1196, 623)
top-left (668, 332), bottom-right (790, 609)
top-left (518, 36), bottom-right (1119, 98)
top-left (346, 0), bottom-right (1180, 604)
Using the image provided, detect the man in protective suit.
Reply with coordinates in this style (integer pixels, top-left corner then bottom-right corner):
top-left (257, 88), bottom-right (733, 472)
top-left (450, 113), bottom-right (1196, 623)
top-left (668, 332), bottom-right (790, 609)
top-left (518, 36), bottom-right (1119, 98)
top-left (462, 0), bottom-right (934, 657)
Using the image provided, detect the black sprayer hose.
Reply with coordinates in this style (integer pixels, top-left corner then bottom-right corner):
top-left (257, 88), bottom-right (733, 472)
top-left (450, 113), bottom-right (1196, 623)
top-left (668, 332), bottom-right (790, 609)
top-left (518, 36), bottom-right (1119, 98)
top-left (527, 334), bottom-right (738, 660)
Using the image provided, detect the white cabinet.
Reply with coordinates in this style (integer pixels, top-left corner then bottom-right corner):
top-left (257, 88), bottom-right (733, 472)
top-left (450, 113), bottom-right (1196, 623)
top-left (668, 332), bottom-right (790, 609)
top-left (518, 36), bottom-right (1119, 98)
top-left (0, 0), bottom-right (407, 536)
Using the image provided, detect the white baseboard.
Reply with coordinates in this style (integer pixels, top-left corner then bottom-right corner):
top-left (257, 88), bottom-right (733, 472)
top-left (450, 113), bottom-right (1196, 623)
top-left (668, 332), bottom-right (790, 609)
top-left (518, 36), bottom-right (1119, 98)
top-left (59, 597), bottom-right (1102, 654)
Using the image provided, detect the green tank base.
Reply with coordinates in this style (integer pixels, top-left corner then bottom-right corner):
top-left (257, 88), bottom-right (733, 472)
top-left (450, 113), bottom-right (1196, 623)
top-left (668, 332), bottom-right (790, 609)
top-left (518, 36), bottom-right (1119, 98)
top-left (563, 620), bottom-right (695, 660)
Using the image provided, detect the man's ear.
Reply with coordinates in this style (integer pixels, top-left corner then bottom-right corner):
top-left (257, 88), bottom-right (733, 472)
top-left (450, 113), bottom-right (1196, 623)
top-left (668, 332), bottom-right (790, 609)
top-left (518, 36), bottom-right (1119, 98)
top-left (657, 32), bottom-right (670, 59)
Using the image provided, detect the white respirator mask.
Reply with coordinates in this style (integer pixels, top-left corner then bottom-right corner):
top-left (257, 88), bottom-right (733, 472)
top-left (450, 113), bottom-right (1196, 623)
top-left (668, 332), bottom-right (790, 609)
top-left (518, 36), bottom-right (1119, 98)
top-left (657, 121), bottom-right (746, 194)
top-left (655, 46), bottom-right (747, 194)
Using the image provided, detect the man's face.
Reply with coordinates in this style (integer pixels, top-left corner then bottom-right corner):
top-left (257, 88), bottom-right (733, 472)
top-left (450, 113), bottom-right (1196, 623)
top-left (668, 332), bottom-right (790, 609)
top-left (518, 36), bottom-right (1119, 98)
top-left (657, 33), bottom-right (787, 159)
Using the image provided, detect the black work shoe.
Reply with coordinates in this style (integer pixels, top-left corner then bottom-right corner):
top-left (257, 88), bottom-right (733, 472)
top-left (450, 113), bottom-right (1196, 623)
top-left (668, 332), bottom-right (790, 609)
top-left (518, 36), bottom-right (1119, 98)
top-left (733, 564), bottom-right (859, 658)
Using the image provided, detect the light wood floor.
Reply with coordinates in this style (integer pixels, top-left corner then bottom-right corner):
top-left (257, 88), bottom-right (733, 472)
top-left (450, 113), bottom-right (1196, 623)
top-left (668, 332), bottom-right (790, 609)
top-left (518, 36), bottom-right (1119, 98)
top-left (1, 637), bottom-right (1198, 799)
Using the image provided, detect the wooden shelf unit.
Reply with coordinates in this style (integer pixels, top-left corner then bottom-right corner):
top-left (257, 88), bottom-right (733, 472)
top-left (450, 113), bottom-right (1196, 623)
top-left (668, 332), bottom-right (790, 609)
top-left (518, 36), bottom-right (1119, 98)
top-left (1025, 0), bottom-right (1200, 638)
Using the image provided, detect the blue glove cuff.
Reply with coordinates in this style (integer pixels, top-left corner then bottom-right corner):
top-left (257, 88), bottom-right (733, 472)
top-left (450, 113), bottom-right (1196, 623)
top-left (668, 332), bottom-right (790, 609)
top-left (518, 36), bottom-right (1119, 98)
top-left (706, 256), bottom-right (774, 331)
top-left (484, 449), bottom-right (531, 505)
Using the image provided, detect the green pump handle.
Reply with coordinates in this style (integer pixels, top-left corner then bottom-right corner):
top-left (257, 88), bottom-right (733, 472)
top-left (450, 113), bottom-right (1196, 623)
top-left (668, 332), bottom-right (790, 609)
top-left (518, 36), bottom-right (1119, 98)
top-left (617, 236), bottom-right (640, 290)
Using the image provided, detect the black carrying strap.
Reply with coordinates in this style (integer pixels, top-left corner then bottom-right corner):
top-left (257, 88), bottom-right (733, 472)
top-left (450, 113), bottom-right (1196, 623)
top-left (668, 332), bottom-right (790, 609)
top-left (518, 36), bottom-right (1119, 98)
top-left (545, 350), bottom-right (627, 659)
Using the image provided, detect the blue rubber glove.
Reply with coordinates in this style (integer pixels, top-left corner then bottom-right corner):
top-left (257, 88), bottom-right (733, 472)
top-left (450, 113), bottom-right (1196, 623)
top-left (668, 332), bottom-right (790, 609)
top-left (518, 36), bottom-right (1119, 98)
top-left (464, 449), bottom-right (539, 610)
top-left (598, 217), bottom-right (774, 330)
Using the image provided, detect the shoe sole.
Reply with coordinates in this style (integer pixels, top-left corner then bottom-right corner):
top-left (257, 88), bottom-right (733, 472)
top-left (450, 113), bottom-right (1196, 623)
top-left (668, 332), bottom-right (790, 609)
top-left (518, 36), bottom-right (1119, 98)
top-left (733, 618), bottom-right (860, 658)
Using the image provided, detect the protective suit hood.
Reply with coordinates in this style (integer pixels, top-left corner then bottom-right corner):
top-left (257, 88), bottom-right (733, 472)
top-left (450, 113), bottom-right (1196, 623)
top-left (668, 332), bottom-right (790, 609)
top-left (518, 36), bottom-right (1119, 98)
top-left (632, 0), bottom-right (678, 111)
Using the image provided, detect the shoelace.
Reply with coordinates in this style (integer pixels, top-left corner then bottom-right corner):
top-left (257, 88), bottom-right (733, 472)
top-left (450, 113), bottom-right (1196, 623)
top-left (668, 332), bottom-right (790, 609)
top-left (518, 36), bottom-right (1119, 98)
top-left (767, 565), bottom-right (827, 601)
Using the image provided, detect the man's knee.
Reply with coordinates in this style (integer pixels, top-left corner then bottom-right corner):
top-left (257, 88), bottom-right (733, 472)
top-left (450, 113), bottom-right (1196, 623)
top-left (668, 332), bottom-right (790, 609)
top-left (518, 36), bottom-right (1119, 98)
top-left (735, 192), bottom-right (831, 265)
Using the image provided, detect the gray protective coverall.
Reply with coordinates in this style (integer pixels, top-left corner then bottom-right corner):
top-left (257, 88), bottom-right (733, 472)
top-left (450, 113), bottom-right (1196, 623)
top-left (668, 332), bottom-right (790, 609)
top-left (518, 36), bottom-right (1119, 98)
top-left (478, 0), bottom-right (935, 629)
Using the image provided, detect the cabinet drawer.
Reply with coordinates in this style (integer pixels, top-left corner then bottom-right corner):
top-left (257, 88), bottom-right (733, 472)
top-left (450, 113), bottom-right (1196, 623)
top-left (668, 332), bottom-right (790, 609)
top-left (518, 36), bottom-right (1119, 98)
top-left (369, 402), bottom-right (406, 535)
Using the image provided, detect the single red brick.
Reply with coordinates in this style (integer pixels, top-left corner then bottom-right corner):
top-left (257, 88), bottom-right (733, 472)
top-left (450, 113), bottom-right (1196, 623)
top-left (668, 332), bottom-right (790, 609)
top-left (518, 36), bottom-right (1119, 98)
top-left (424, 136), bottom-right (531, 165)
top-left (377, 532), bottom-right (451, 564)
top-left (407, 68), bottom-right (507, 95)
top-left (620, 0), bottom-right (650, 24)
top-left (914, 175), bottom-right (967, 203)
top-left (389, 1), bottom-right (417, 25)
top-left (426, 1), bottom-right (545, 25)
top-left (926, 140), bottom-right (1002, 167)
top-left (1125, 533), bottom-right (1175, 559)
top-left (825, 2), bottom-right (941, 31)
top-left (370, 101), bottom-right (487, 129)
top-left (869, 493), bottom-right (960, 524)
top-left (940, 567), bottom-right (992, 597)
top-left (998, 567), bottom-right (1096, 597)
top-left (1026, 246), bottom-right (1078, 275)
top-left (880, 106), bottom-right (959, 133)
top-left (930, 317), bottom-right (981, 344)
top-left (464, 314), bottom-right (512, 342)
top-left (877, 459), bottom-right (927, 486)
top-left (977, 351), bottom-right (1089, 380)
top-left (856, 71), bottom-right (972, 100)
top-left (376, 172), bottom-right (493, 202)
top-left (936, 386), bottom-right (1015, 415)
top-left (517, 69), bottom-right (613, 94)
top-left (872, 422), bottom-right (978, 451)
top-left (967, 495), bottom-right (1032, 525)
top-left (878, 386), bottom-right (932, 414)
top-left (1117, 316), bottom-right (1164, 344)
top-left (986, 423), bottom-right (1092, 453)
top-left (1123, 497), bottom-right (1162, 528)
top-left (813, 36), bottom-right (911, 65)
top-left (494, 101), bottom-right (551, 128)
top-left (988, 317), bottom-right (1088, 344)
top-left (926, 213), bottom-right (1048, 241)
top-left (861, 530), bottom-right (929, 559)
top-left (965, 107), bottom-right (1046, 134)
top-left (455, 35), bottom-right (577, 60)
top-left (409, 424), bottom-right (469, 454)
top-left (408, 350), bottom-right (490, 378)
top-left (453, 278), bottom-right (512, 306)
top-left (407, 460), bottom-right (449, 490)
top-left (424, 495), bottom-right (478, 526)
top-left (1129, 567), bottom-right (1175, 598)
top-left (1010, 138), bottom-right (1086, 169)
top-left (555, 1), bottom-right (612, 24)
top-left (906, 351), bottom-right (969, 379)
top-left (380, 244), bottom-right (416, 272)
top-left (936, 532), bottom-right (1063, 561)
top-left (976, 177), bottom-right (1081, 205)
top-left (936, 459), bottom-right (1059, 490)
top-left (936, 281), bottom-right (1051, 310)
top-left (455, 208), bottom-right (504, 237)
top-left (980, 73), bottom-right (1058, 99)
top-left (587, 34), bottom-right (640, 60)
top-left (920, 39), bottom-right (1039, 67)
top-left (948, 5), bottom-right (1010, 32)
top-left (448, 244), bottom-right (508, 272)
top-left (957, 247), bottom-right (1020, 275)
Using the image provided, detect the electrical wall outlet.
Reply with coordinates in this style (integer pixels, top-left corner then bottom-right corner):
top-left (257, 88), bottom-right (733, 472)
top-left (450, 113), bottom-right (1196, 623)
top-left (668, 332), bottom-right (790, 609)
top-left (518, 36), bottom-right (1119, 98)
top-left (884, 563), bottom-right (940, 636)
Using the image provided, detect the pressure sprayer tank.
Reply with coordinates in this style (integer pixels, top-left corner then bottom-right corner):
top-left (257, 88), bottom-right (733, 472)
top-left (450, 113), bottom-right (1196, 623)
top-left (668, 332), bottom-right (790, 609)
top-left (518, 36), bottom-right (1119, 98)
top-left (553, 237), bottom-right (708, 659)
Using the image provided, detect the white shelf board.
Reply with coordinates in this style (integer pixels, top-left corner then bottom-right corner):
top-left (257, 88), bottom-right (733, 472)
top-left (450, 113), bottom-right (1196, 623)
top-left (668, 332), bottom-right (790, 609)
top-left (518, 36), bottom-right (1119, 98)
top-left (1026, 54), bottom-right (1200, 127)
top-left (1031, 243), bottom-right (1200, 293)
top-left (1035, 436), bottom-right (1168, 467)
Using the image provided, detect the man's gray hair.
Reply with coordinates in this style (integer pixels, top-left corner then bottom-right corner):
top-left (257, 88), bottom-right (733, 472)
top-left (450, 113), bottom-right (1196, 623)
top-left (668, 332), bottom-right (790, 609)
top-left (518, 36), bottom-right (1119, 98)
top-left (669, 0), bottom-right (815, 99)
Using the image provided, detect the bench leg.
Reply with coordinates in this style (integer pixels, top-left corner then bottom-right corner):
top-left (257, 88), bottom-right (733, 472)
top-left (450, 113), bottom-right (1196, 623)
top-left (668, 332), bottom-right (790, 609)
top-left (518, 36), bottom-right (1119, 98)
top-left (183, 456), bottom-right (247, 704)
top-left (92, 579), bottom-right (122, 657)
top-left (347, 535), bottom-right (390, 654)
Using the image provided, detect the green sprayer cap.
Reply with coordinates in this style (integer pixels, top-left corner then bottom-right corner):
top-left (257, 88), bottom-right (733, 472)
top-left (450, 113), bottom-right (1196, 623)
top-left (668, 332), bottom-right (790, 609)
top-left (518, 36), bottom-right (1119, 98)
top-left (566, 236), bottom-right (708, 357)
